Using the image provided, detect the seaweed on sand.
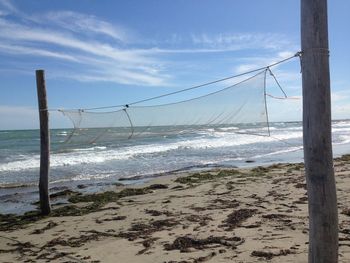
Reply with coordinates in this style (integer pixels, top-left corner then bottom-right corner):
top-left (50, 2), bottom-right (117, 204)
top-left (0, 210), bottom-right (43, 231)
top-left (220, 209), bottom-right (257, 230)
top-left (118, 218), bottom-right (180, 241)
top-left (164, 235), bottom-right (244, 252)
top-left (44, 230), bottom-right (118, 248)
top-left (0, 185), bottom-right (158, 231)
top-left (175, 169), bottom-right (240, 185)
top-left (251, 249), bottom-right (293, 259)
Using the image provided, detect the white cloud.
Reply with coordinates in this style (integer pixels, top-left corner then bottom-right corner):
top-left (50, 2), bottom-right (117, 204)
top-left (191, 33), bottom-right (296, 51)
top-left (0, 0), bottom-right (18, 14)
top-left (40, 11), bottom-right (128, 42)
top-left (0, 18), bottom-right (142, 64)
top-left (0, 15), bottom-right (168, 86)
top-left (234, 51), bottom-right (300, 73)
top-left (0, 43), bottom-right (80, 62)
top-left (0, 2), bottom-right (301, 89)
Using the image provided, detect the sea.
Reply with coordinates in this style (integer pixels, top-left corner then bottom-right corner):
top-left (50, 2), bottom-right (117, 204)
top-left (1, 120), bottom-right (350, 214)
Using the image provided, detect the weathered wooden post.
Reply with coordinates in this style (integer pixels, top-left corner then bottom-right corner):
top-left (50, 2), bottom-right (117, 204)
top-left (36, 69), bottom-right (51, 215)
top-left (301, 0), bottom-right (338, 262)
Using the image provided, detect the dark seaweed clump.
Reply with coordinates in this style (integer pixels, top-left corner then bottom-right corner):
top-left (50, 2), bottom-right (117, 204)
top-left (164, 235), bottom-right (244, 252)
top-left (175, 169), bottom-right (240, 185)
top-left (221, 209), bottom-right (257, 230)
top-left (0, 184), bottom-right (167, 231)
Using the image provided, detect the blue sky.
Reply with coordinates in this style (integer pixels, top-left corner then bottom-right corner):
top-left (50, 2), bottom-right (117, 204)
top-left (0, 0), bottom-right (349, 129)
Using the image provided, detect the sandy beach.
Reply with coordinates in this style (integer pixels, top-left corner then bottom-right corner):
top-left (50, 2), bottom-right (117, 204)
top-left (1, 155), bottom-right (350, 263)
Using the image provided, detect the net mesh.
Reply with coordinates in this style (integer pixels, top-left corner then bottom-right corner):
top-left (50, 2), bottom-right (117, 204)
top-left (60, 70), bottom-right (269, 145)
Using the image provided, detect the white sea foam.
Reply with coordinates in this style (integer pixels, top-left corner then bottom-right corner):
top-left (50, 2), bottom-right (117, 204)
top-left (332, 121), bottom-right (350, 128)
top-left (57, 131), bottom-right (68, 136)
top-left (1, 124), bottom-right (349, 174)
top-left (0, 136), bottom-right (260, 172)
top-left (334, 135), bottom-right (350, 145)
top-left (252, 146), bottom-right (303, 159)
top-left (72, 146), bottom-right (107, 152)
top-left (218, 126), bottom-right (239, 131)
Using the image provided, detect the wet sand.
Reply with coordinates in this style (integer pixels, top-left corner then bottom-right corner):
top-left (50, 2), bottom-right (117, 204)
top-left (1, 155), bottom-right (350, 262)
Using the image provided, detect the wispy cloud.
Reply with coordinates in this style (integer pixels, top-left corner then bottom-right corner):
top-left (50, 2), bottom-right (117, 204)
top-left (0, 3), bottom-right (169, 86)
top-left (0, 2), bottom-right (299, 87)
top-left (191, 33), bottom-right (296, 51)
top-left (0, 42), bottom-right (80, 62)
top-left (232, 51), bottom-right (302, 97)
top-left (39, 11), bottom-right (129, 42)
top-left (0, 0), bottom-right (19, 14)
top-left (234, 51), bottom-right (299, 73)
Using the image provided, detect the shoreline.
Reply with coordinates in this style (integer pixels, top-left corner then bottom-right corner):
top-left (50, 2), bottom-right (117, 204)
top-left (1, 155), bottom-right (350, 262)
top-left (2, 141), bottom-right (350, 215)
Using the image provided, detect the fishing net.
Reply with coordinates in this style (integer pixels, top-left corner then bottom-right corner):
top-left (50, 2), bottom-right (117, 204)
top-left (59, 70), bottom-right (270, 145)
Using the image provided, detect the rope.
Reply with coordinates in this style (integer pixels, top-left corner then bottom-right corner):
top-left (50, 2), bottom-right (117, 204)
top-left (266, 94), bottom-right (300, 100)
top-left (263, 69), bottom-right (271, 136)
top-left (55, 51), bottom-right (301, 112)
top-left (123, 108), bottom-right (135, 139)
top-left (267, 67), bottom-right (287, 98)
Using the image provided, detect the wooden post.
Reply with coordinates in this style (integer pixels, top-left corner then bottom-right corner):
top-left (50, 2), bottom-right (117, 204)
top-left (36, 70), bottom-right (51, 215)
top-left (301, 0), bottom-right (338, 262)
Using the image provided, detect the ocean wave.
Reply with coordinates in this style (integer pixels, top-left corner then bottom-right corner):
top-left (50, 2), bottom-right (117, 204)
top-left (252, 146), bottom-right (303, 158)
top-left (72, 146), bottom-right (107, 152)
top-left (0, 126), bottom-right (347, 174)
top-left (0, 131), bottom-right (302, 172)
top-left (334, 135), bottom-right (350, 145)
top-left (332, 121), bottom-right (350, 127)
top-left (217, 126), bottom-right (239, 131)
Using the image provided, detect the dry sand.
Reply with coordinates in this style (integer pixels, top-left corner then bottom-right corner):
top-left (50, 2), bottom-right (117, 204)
top-left (1, 155), bottom-right (350, 262)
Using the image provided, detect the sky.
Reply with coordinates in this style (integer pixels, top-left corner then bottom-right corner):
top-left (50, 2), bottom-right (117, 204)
top-left (0, 0), bottom-right (349, 130)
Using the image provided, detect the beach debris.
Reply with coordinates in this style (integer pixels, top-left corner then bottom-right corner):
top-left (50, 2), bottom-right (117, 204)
top-left (164, 235), bottom-right (244, 252)
top-left (193, 251), bottom-right (217, 262)
top-left (145, 209), bottom-right (173, 217)
top-left (262, 214), bottom-right (289, 220)
top-left (341, 208), bottom-right (350, 217)
top-left (95, 215), bottom-right (126, 224)
top-left (293, 196), bottom-right (308, 204)
top-left (250, 166), bottom-right (270, 175)
top-left (0, 210), bottom-right (43, 231)
top-left (118, 218), bottom-right (180, 241)
top-left (251, 249), bottom-right (293, 259)
top-left (336, 154), bottom-right (350, 162)
top-left (294, 183), bottom-right (307, 189)
top-left (220, 209), bottom-right (257, 230)
top-left (0, 241), bottom-right (35, 256)
top-left (185, 214), bottom-right (213, 226)
top-left (175, 169), bottom-right (240, 185)
top-left (44, 230), bottom-right (118, 248)
top-left (50, 189), bottom-right (78, 199)
top-left (137, 237), bottom-right (159, 255)
top-left (147, 184), bottom-right (169, 190)
top-left (31, 221), bottom-right (58, 234)
top-left (171, 185), bottom-right (185, 190)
